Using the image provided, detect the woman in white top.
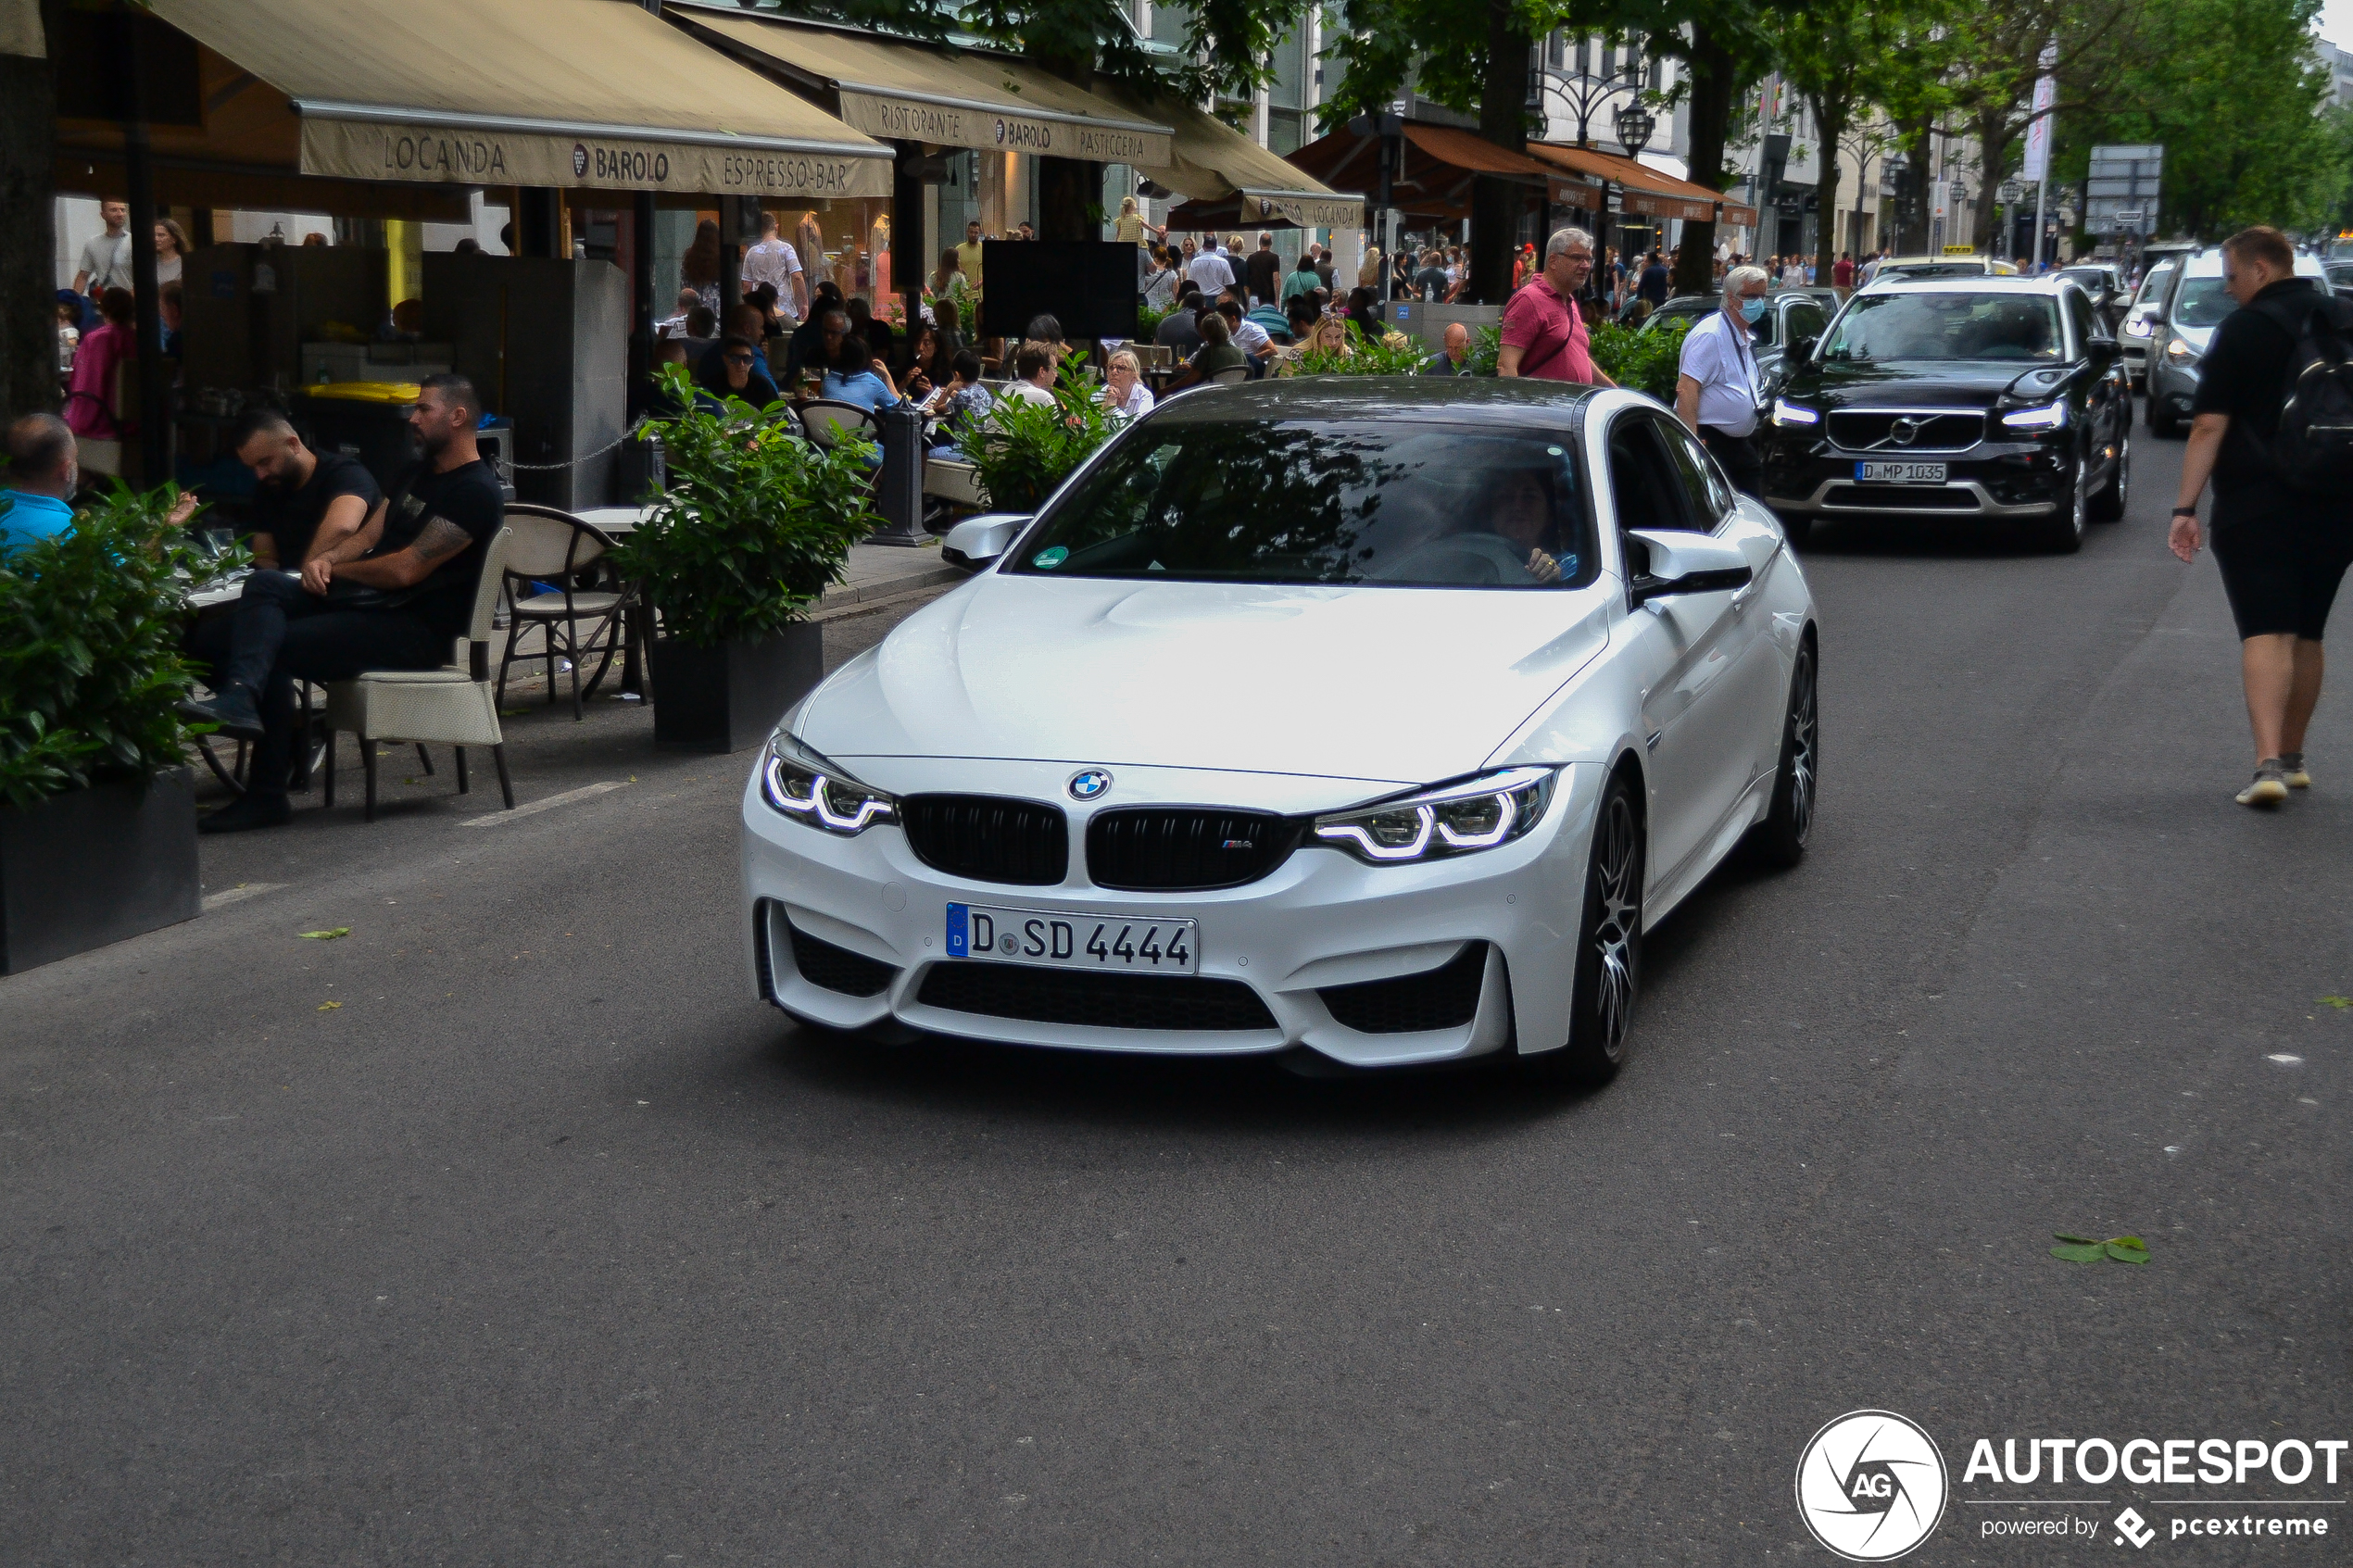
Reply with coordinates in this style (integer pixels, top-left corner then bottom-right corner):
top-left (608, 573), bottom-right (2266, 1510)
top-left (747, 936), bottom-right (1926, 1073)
top-left (1102, 348), bottom-right (1154, 420)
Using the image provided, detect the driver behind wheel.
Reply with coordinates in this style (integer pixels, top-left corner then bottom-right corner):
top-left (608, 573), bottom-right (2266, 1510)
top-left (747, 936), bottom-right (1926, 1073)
top-left (1481, 466), bottom-right (1569, 583)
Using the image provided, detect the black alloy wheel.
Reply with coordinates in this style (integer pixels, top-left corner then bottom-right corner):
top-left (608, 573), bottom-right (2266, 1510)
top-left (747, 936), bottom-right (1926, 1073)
top-left (1532, 773), bottom-right (1644, 1087)
top-left (2089, 434), bottom-right (2130, 522)
top-left (1751, 639), bottom-right (1818, 870)
top-left (2147, 392), bottom-right (2180, 438)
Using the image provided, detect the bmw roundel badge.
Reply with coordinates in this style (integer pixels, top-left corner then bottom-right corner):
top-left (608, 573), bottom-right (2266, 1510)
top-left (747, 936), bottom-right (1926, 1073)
top-left (1067, 769), bottom-right (1113, 801)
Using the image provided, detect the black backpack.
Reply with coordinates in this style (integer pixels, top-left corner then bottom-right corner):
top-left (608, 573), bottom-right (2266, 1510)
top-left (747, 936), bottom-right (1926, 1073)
top-left (2250, 287), bottom-right (2353, 495)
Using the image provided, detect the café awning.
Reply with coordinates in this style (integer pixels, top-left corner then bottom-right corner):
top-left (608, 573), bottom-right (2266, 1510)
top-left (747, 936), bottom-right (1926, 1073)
top-left (1524, 144), bottom-right (1756, 229)
top-left (1126, 94), bottom-right (1363, 230)
top-left (675, 10), bottom-right (1175, 168)
top-left (1280, 121), bottom-right (1558, 225)
top-left (132, 0), bottom-right (894, 199)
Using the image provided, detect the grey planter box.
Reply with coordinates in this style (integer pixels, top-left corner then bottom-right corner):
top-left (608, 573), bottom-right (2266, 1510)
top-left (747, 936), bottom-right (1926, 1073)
top-left (648, 624), bottom-right (825, 753)
top-left (0, 767), bottom-right (200, 975)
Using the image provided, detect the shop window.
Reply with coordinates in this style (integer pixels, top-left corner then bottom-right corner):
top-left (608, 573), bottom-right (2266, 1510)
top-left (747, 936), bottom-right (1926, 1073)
top-left (786, 204), bottom-right (899, 322)
top-left (1267, 108), bottom-right (1304, 157)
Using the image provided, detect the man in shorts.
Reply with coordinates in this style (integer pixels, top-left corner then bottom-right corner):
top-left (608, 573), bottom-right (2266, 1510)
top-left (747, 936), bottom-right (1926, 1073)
top-left (2169, 225), bottom-right (2353, 807)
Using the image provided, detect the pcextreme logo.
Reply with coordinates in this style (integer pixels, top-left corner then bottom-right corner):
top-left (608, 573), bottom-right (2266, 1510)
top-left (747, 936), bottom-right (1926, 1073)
top-left (1795, 1411), bottom-right (1950, 1561)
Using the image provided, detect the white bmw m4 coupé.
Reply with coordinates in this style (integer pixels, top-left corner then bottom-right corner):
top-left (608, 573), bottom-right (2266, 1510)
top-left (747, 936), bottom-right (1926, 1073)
top-left (742, 379), bottom-right (1818, 1083)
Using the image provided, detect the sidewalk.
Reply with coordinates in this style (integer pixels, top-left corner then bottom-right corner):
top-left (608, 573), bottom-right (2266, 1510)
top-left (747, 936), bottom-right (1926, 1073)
top-left (814, 539), bottom-right (964, 618)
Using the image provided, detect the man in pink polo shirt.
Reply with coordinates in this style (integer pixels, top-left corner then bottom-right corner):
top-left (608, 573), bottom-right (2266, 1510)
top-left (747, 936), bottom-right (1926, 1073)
top-left (1497, 226), bottom-right (1618, 386)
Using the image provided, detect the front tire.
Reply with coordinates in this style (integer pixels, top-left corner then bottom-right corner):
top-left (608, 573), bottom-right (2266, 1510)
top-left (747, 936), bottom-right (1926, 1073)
top-left (1779, 511), bottom-right (1814, 548)
top-left (1532, 773), bottom-right (1644, 1087)
top-left (1750, 639), bottom-right (1818, 869)
top-left (2088, 435), bottom-right (2129, 522)
top-left (2043, 458), bottom-right (2088, 553)
top-left (2147, 395), bottom-right (2179, 438)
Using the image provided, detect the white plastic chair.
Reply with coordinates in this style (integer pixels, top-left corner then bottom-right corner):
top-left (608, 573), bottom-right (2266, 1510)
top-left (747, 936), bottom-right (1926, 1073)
top-left (321, 526), bottom-right (515, 821)
top-left (1208, 366), bottom-right (1250, 386)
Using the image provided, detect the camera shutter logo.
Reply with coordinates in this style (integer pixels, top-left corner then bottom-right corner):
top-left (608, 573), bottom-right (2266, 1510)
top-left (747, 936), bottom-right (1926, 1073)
top-left (1794, 1410), bottom-right (1948, 1562)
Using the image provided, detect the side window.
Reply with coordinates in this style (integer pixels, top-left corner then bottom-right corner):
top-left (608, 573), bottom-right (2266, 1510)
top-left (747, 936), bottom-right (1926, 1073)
top-left (1605, 414), bottom-right (1695, 539)
top-left (2065, 288), bottom-right (2100, 350)
top-left (1658, 420), bottom-right (1733, 532)
top-left (1786, 302), bottom-right (1828, 345)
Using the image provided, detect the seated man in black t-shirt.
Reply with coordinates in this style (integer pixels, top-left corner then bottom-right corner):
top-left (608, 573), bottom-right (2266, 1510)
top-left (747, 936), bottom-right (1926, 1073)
top-left (182, 373), bottom-right (506, 833)
top-left (230, 408), bottom-right (383, 571)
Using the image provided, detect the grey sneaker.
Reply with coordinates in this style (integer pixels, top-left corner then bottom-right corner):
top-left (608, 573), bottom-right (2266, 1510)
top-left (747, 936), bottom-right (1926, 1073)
top-left (2282, 751), bottom-right (2311, 789)
top-left (2237, 759), bottom-right (2289, 808)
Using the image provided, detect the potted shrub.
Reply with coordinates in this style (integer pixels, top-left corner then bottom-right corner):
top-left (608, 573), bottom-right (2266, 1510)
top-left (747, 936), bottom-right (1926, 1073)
top-left (0, 484), bottom-right (220, 973)
top-left (964, 357), bottom-right (1117, 514)
top-left (616, 366), bottom-right (880, 752)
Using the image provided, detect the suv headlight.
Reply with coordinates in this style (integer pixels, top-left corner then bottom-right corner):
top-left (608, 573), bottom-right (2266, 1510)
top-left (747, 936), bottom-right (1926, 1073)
top-left (1771, 398), bottom-right (1820, 428)
top-left (2165, 337), bottom-right (2196, 364)
top-left (2001, 399), bottom-right (2068, 431)
top-left (2123, 316), bottom-right (2153, 338)
top-left (1313, 767), bottom-right (1555, 864)
top-left (761, 731), bottom-right (896, 834)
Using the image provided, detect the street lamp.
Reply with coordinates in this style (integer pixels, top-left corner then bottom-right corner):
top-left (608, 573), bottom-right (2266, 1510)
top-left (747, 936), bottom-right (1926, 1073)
top-left (1614, 100), bottom-right (1655, 159)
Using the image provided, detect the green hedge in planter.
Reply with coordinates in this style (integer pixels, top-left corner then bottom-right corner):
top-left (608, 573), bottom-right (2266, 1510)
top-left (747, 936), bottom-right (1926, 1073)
top-left (963, 357), bottom-right (1116, 515)
top-left (1591, 318), bottom-right (1690, 402)
top-left (612, 366), bottom-right (880, 649)
top-left (0, 484), bottom-right (229, 809)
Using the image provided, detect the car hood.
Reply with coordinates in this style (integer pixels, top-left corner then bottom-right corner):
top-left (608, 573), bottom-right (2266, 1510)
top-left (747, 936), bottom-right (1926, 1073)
top-left (797, 573), bottom-right (1616, 785)
top-left (1792, 360), bottom-right (2045, 407)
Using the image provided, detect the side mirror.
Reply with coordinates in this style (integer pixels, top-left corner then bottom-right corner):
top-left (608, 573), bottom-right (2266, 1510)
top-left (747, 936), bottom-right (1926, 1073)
top-left (1625, 528), bottom-right (1755, 606)
top-left (1789, 333), bottom-right (1819, 363)
top-left (942, 513), bottom-right (1029, 571)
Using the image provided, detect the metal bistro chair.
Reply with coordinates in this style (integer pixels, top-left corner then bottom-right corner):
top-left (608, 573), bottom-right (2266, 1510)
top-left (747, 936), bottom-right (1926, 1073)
top-left (495, 504), bottom-right (635, 720)
top-left (796, 399), bottom-right (881, 452)
top-left (321, 526), bottom-right (516, 822)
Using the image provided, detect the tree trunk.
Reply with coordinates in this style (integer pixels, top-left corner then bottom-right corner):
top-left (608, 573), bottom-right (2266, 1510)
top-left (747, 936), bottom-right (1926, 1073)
top-left (1897, 115), bottom-right (1933, 253)
top-left (0, 6), bottom-right (58, 418)
top-left (1673, 23), bottom-right (1737, 296)
top-left (1812, 100), bottom-right (1845, 289)
top-left (1973, 107), bottom-right (2014, 256)
top-left (1466, 0), bottom-right (1532, 305)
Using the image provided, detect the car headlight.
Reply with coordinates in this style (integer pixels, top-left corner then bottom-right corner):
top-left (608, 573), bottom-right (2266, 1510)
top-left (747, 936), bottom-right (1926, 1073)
top-left (1771, 398), bottom-right (1820, 428)
top-left (1312, 767), bottom-right (1555, 865)
top-left (760, 731), bottom-right (896, 834)
top-left (2123, 317), bottom-right (2153, 338)
top-left (2001, 399), bottom-right (2068, 431)
top-left (2165, 337), bottom-right (2196, 363)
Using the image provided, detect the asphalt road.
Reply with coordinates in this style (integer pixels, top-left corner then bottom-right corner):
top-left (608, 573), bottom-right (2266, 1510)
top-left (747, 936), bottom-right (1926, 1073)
top-left (5, 430), bottom-right (2347, 1566)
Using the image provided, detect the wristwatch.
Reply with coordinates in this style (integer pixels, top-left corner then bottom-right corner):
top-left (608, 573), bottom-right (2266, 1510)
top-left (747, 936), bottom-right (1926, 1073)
top-left (2171, 506), bottom-right (2198, 517)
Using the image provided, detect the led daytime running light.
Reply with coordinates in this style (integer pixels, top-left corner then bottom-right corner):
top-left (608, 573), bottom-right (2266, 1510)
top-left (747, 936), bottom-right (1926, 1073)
top-left (1313, 768), bottom-right (1554, 866)
top-left (1315, 806), bottom-right (1434, 861)
top-left (761, 743), bottom-right (895, 834)
top-left (1772, 398), bottom-right (1820, 427)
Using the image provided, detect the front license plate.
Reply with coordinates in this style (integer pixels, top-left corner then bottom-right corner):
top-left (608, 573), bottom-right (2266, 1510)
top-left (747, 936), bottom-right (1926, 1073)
top-left (1855, 460), bottom-right (1947, 484)
top-left (946, 903), bottom-right (1199, 975)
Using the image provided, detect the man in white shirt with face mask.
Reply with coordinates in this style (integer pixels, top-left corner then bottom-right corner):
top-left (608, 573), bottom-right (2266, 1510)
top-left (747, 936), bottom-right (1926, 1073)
top-left (1674, 263), bottom-right (1771, 499)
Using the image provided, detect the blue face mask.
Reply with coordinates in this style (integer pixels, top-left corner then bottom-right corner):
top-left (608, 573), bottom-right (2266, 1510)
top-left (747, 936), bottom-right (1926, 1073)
top-left (1740, 296), bottom-right (1768, 323)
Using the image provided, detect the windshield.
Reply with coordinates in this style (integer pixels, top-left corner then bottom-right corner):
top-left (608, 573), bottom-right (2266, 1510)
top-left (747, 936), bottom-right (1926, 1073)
top-left (1881, 261), bottom-right (1988, 281)
top-left (2058, 269), bottom-right (2109, 292)
top-left (1005, 420), bottom-right (1599, 590)
top-left (1821, 293), bottom-right (2064, 362)
top-left (2133, 261), bottom-right (2176, 306)
top-left (2173, 277), bottom-right (2233, 329)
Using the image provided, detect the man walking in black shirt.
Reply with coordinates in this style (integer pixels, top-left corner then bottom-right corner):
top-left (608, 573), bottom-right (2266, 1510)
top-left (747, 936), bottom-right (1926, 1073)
top-left (183, 374), bottom-right (506, 832)
top-left (2169, 225), bottom-right (2353, 807)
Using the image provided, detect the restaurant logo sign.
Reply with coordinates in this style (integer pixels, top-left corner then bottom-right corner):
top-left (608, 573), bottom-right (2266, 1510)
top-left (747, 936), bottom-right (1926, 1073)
top-left (303, 119), bottom-right (892, 198)
top-left (837, 92), bottom-right (1167, 164)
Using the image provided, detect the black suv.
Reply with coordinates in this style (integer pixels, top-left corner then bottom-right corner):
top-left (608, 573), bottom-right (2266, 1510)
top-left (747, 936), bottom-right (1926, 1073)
top-left (1760, 277), bottom-right (2133, 552)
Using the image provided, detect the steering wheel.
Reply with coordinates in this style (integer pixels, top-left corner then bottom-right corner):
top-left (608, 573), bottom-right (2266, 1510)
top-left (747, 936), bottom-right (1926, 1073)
top-left (1375, 532), bottom-right (1541, 585)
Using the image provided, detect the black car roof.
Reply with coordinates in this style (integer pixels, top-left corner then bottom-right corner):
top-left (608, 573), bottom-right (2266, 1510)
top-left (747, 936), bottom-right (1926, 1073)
top-left (1146, 376), bottom-right (1607, 429)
